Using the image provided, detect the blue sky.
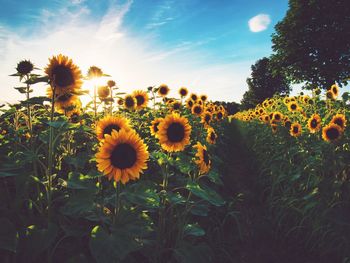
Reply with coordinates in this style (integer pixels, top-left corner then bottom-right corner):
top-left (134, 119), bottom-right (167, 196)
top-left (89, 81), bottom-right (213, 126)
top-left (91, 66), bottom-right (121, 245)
top-left (0, 0), bottom-right (289, 103)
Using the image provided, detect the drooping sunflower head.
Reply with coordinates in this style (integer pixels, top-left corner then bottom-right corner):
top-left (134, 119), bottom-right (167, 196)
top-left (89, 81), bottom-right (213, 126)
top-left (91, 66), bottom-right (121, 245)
top-left (194, 142), bottom-right (211, 174)
top-left (87, 66), bottom-right (103, 79)
top-left (150, 117), bottom-right (163, 137)
top-left (157, 113), bottom-right (192, 152)
top-left (45, 54), bottom-right (83, 94)
top-left (330, 114), bottom-right (346, 131)
top-left (192, 104), bottom-right (204, 116)
top-left (307, 114), bottom-right (321, 133)
top-left (322, 123), bottom-right (342, 142)
top-left (96, 129), bottom-right (149, 184)
top-left (179, 87), bottom-right (188, 97)
top-left (158, 84), bottom-right (169, 97)
top-left (132, 90), bottom-right (149, 110)
top-left (190, 93), bottom-right (198, 101)
top-left (98, 85), bottom-right (110, 99)
top-left (290, 122), bottom-right (302, 137)
top-left (200, 95), bottom-right (208, 102)
top-left (96, 116), bottom-right (131, 141)
top-left (16, 59), bottom-right (34, 76)
top-left (124, 95), bottom-right (136, 110)
top-left (206, 127), bottom-right (217, 144)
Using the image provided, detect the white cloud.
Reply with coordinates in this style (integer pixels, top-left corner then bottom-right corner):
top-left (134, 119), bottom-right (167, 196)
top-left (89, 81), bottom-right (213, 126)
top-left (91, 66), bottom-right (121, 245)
top-left (248, 14), bottom-right (271, 32)
top-left (0, 1), bottom-right (251, 105)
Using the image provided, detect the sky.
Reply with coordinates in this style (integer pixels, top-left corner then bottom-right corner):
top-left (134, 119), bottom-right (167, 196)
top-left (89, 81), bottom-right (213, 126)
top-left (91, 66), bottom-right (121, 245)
top-left (0, 0), bottom-right (289, 104)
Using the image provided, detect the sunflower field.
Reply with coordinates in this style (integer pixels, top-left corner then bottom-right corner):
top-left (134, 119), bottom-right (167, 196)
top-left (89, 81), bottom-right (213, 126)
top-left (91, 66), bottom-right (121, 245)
top-left (0, 55), bottom-right (232, 263)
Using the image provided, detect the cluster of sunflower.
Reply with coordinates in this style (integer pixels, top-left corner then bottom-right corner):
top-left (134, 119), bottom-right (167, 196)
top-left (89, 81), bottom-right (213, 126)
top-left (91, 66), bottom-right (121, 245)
top-left (232, 84), bottom-right (349, 143)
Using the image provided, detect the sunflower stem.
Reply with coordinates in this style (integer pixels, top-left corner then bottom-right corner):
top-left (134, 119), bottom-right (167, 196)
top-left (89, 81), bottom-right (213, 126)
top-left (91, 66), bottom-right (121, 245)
top-left (94, 84), bottom-right (98, 122)
top-left (113, 182), bottom-right (121, 224)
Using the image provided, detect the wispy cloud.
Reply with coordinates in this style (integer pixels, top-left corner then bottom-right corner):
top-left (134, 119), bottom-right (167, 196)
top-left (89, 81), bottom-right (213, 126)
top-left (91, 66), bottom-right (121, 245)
top-left (146, 1), bottom-right (175, 29)
top-left (0, 1), bottom-right (250, 104)
top-left (248, 14), bottom-right (271, 32)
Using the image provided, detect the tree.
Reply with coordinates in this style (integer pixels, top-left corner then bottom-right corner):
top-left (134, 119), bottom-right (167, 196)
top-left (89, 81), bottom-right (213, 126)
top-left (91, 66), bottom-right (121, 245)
top-left (271, 0), bottom-right (350, 89)
top-left (240, 57), bottom-right (290, 109)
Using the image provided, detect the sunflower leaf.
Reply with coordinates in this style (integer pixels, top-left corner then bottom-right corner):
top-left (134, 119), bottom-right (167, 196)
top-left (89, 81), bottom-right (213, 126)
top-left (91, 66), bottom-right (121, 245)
top-left (185, 181), bottom-right (225, 206)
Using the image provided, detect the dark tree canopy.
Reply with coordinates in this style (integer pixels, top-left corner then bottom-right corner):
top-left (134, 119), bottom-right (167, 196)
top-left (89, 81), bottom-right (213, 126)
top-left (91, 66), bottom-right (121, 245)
top-left (271, 0), bottom-right (350, 89)
top-left (241, 57), bottom-right (290, 109)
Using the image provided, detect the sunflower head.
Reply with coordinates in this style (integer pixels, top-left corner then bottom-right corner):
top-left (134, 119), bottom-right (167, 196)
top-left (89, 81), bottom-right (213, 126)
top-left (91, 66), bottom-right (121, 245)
top-left (322, 123), bottom-right (342, 142)
top-left (87, 66), bottom-right (103, 79)
top-left (190, 93), bottom-right (198, 101)
top-left (96, 116), bottom-right (131, 141)
top-left (158, 84), bottom-right (169, 97)
top-left (194, 142), bottom-right (211, 174)
top-left (326, 90), bottom-right (336, 100)
top-left (200, 95), bottom-right (208, 101)
top-left (288, 102), bottom-right (299, 112)
top-left (192, 104), bottom-right (204, 116)
top-left (263, 114), bottom-right (270, 124)
top-left (124, 95), bottom-right (136, 110)
top-left (216, 111), bottom-right (224, 121)
top-left (132, 90), bottom-right (149, 110)
top-left (206, 127), bottom-right (217, 144)
top-left (172, 101), bottom-right (182, 110)
top-left (290, 122), bottom-right (302, 137)
top-left (96, 129), bottom-right (149, 184)
top-left (330, 84), bottom-right (339, 98)
top-left (307, 114), bottom-right (321, 133)
top-left (330, 114), bottom-right (346, 131)
top-left (107, 80), bottom-right (116, 88)
top-left (157, 113), bottom-right (192, 152)
top-left (98, 85), bottom-right (110, 99)
top-left (16, 60), bottom-right (34, 76)
top-left (117, 98), bottom-right (124, 105)
top-left (45, 54), bottom-right (83, 94)
top-left (150, 118), bottom-right (163, 137)
top-left (179, 87), bottom-right (188, 97)
top-left (272, 112), bottom-right (283, 122)
top-left (202, 112), bottom-right (212, 126)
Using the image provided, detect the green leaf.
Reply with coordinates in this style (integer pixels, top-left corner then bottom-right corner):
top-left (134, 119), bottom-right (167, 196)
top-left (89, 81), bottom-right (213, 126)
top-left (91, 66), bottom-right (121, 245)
top-left (65, 152), bottom-right (90, 170)
top-left (60, 191), bottom-right (95, 217)
top-left (123, 181), bottom-right (160, 209)
top-left (190, 203), bottom-right (210, 216)
top-left (186, 181), bottom-right (225, 206)
top-left (0, 171), bottom-right (18, 177)
top-left (21, 96), bottom-right (50, 105)
top-left (14, 87), bottom-right (30, 94)
top-left (205, 169), bottom-right (223, 185)
top-left (25, 76), bottom-right (49, 85)
top-left (184, 223), bottom-right (205, 237)
top-left (0, 218), bottom-right (18, 252)
top-left (89, 225), bottom-right (140, 263)
top-left (67, 172), bottom-right (97, 190)
top-left (167, 192), bottom-right (186, 205)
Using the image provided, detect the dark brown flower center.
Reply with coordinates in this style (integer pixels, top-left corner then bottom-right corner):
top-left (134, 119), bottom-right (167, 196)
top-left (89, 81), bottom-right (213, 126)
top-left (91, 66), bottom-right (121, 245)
top-left (332, 87), bottom-right (338, 94)
top-left (52, 65), bottom-right (74, 87)
top-left (194, 106), bottom-right (202, 114)
top-left (57, 93), bottom-right (72, 102)
top-left (210, 132), bottom-right (216, 141)
top-left (293, 126), bottom-right (299, 134)
top-left (125, 97), bottom-right (135, 108)
top-left (205, 114), bottom-right (211, 123)
top-left (188, 100), bottom-right (193, 108)
top-left (110, 143), bottom-right (137, 169)
top-left (173, 102), bottom-right (181, 110)
top-left (180, 89), bottom-right (187, 96)
top-left (203, 149), bottom-right (210, 165)
top-left (274, 114), bottom-right (281, 120)
top-left (217, 112), bottom-right (223, 119)
top-left (167, 122), bottom-right (185, 142)
top-left (191, 94), bottom-right (197, 101)
top-left (326, 127), bottom-right (340, 141)
top-left (135, 95), bottom-right (145, 106)
top-left (311, 119), bottom-right (318, 128)
top-left (333, 118), bottom-right (344, 128)
top-left (159, 87), bottom-right (168, 95)
top-left (103, 124), bottom-right (120, 136)
top-left (291, 104), bottom-right (297, 110)
top-left (17, 60), bottom-right (34, 75)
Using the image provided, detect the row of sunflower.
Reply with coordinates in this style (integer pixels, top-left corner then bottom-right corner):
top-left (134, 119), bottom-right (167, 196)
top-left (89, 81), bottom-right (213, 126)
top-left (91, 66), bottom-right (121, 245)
top-left (0, 55), bottom-right (228, 262)
top-left (229, 85), bottom-right (350, 259)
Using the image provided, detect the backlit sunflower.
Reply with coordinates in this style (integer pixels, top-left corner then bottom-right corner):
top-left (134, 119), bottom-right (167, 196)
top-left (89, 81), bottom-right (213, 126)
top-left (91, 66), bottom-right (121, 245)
top-left (194, 142), bottom-right (211, 174)
top-left (96, 116), bottom-right (130, 141)
top-left (307, 114), bottom-right (321, 133)
top-left (124, 95), bottom-right (136, 110)
top-left (158, 84), bottom-right (169, 97)
top-left (206, 127), bottom-right (217, 144)
top-left (290, 122), bottom-right (302, 137)
top-left (330, 113), bottom-right (346, 131)
top-left (16, 59), bottom-right (34, 76)
top-left (45, 54), bottom-right (83, 95)
top-left (190, 93), bottom-right (198, 101)
top-left (47, 88), bottom-right (80, 113)
top-left (132, 90), bottom-right (149, 110)
top-left (117, 98), bottom-right (124, 106)
top-left (322, 123), bottom-right (342, 142)
top-left (96, 129), bottom-right (149, 184)
top-left (157, 113), bottom-right (191, 152)
top-left (200, 95), bottom-right (208, 101)
top-left (98, 85), bottom-right (110, 99)
top-left (192, 104), bottom-right (204, 116)
top-left (150, 118), bottom-right (163, 137)
top-left (179, 87), bottom-right (188, 97)
top-left (87, 66), bottom-right (103, 79)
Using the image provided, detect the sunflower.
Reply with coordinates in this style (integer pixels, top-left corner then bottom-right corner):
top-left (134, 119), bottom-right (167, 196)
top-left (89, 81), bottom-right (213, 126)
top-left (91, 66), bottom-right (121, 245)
top-left (192, 104), bottom-right (204, 116)
top-left (179, 87), bottom-right (188, 97)
top-left (284, 120), bottom-right (292, 130)
top-left (287, 102), bottom-right (299, 112)
top-left (194, 142), bottom-right (211, 174)
top-left (272, 112), bottom-right (283, 122)
top-left (263, 114), bottom-right (270, 124)
top-left (117, 98), bottom-right (124, 105)
top-left (330, 84), bottom-right (339, 99)
top-left (158, 84), bottom-right (169, 97)
top-left (96, 116), bottom-right (130, 141)
top-left (16, 59), bottom-right (34, 76)
top-left (190, 93), bottom-right (198, 101)
top-left (206, 127), bottom-right (217, 144)
top-left (330, 113), bottom-right (346, 131)
top-left (307, 114), bottom-right (321, 133)
top-left (171, 101), bottom-right (182, 110)
top-left (124, 95), bottom-right (136, 110)
top-left (185, 99), bottom-right (194, 109)
top-left (45, 54), bottom-right (83, 95)
top-left (107, 80), bottom-right (116, 88)
top-left (150, 118), bottom-right (163, 137)
top-left (67, 108), bottom-right (81, 123)
top-left (47, 88), bottom-right (80, 113)
top-left (201, 112), bottom-right (212, 126)
top-left (200, 95), bottom-right (208, 102)
top-left (98, 85), bottom-right (110, 99)
top-left (132, 90), bottom-right (149, 110)
top-left (322, 123), bottom-right (342, 142)
top-left (283, 97), bottom-right (290, 105)
top-left (157, 113), bottom-right (191, 152)
top-left (216, 111), bottom-right (224, 121)
top-left (290, 122), bottom-right (302, 137)
top-left (87, 66), bottom-right (103, 79)
top-left (96, 129), bottom-right (149, 184)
